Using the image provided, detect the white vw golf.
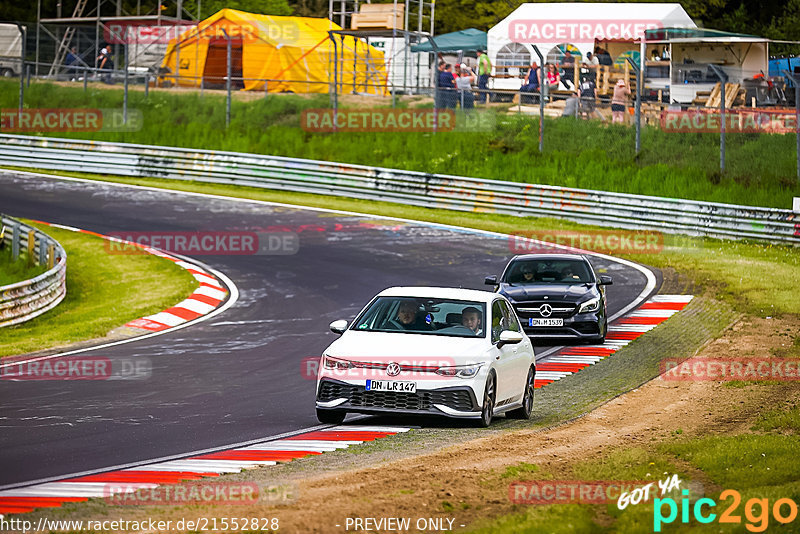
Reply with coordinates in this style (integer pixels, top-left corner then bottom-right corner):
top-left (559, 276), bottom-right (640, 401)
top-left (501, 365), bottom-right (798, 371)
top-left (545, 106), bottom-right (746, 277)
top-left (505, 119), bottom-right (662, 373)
top-left (315, 287), bottom-right (536, 427)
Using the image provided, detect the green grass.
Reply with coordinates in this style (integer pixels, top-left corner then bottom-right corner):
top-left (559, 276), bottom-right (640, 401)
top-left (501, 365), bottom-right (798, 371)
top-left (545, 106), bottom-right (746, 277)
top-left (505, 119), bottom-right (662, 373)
top-left (0, 245), bottom-right (47, 286)
top-left (0, 221), bottom-right (198, 357)
top-left (2, 80), bottom-right (798, 208)
top-left (472, 433), bottom-right (800, 533)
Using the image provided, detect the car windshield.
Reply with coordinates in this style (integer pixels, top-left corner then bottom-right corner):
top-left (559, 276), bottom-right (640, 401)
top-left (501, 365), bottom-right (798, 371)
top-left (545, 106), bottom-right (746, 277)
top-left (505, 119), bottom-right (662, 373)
top-left (504, 259), bottom-right (593, 284)
top-left (351, 297), bottom-right (487, 337)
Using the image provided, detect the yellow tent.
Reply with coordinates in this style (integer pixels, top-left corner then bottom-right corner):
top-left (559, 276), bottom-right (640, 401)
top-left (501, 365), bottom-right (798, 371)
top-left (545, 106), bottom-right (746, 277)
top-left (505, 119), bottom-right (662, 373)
top-left (160, 9), bottom-right (387, 94)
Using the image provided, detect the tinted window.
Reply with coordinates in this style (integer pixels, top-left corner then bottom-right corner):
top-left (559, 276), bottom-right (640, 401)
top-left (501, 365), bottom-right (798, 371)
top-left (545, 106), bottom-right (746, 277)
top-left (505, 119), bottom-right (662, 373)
top-left (504, 259), bottom-right (593, 284)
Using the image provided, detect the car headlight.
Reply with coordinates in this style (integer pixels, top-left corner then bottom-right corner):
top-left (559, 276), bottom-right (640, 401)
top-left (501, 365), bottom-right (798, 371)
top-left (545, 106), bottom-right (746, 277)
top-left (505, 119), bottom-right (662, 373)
top-left (435, 364), bottom-right (483, 378)
top-left (578, 297), bottom-right (600, 314)
top-left (323, 355), bottom-right (354, 370)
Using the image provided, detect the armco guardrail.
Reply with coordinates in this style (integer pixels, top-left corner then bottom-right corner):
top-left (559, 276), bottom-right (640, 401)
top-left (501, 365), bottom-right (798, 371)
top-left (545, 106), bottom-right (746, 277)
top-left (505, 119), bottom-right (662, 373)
top-left (0, 133), bottom-right (798, 244)
top-left (0, 215), bottom-right (67, 327)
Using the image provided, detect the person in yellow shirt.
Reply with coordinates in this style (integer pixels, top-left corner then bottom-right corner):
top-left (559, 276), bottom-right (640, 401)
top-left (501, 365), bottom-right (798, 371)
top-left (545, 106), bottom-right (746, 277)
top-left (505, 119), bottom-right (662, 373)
top-left (476, 49), bottom-right (492, 104)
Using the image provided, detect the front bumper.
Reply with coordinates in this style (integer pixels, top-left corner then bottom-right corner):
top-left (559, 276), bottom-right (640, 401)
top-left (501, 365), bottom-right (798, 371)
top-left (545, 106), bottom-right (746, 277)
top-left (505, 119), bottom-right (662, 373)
top-left (519, 312), bottom-right (605, 340)
top-left (315, 378), bottom-right (482, 418)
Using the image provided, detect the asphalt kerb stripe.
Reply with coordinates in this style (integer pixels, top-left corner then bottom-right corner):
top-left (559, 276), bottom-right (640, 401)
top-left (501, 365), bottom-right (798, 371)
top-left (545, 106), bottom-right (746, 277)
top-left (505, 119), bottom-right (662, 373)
top-left (0, 426), bottom-right (413, 513)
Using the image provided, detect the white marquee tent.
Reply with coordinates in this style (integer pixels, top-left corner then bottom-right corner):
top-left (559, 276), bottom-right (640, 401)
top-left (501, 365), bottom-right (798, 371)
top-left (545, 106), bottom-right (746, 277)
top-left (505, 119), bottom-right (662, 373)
top-left (487, 3), bottom-right (696, 89)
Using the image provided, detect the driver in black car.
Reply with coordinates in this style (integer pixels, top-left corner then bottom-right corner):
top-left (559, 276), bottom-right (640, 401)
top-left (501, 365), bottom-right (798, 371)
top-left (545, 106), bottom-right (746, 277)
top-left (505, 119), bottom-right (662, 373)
top-left (394, 300), bottom-right (434, 331)
top-left (460, 306), bottom-right (483, 335)
top-left (520, 264), bottom-right (535, 283)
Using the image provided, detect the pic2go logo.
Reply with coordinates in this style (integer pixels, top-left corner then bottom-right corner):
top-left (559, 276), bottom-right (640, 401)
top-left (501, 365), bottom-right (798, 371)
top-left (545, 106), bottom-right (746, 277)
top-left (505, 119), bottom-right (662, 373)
top-left (654, 490), bottom-right (798, 532)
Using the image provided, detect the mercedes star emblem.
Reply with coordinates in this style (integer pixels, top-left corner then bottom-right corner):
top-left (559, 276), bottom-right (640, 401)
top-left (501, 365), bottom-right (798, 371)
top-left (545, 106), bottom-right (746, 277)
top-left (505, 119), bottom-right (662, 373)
top-left (539, 304), bottom-right (553, 317)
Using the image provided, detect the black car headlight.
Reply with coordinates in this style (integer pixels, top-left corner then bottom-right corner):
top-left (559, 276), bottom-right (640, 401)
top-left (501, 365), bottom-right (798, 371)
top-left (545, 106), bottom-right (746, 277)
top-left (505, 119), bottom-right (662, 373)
top-left (578, 297), bottom-right (600, 314)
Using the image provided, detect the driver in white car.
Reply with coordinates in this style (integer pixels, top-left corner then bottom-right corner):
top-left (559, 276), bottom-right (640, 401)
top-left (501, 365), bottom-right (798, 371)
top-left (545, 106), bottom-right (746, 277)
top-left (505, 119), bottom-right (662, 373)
top-left (461, 306), bottom-right (483, 335)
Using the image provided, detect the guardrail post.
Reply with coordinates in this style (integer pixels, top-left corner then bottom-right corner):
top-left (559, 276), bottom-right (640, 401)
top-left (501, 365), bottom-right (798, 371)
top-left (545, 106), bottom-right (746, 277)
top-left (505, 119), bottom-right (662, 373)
top-left (39, 237), bottom-right (48, 266)
top-left (709, 65), bottom-right (728, 172)
top-left (11, 223), bottom-right (20, 260)
top-left (47, 243), bottom-right (55, 269)
top-left (784, 70), bottom-right (800, 181)
top-left (83, 67), bottom-right (88, 91)
top-left (27, 229), bottom-right (35, 266)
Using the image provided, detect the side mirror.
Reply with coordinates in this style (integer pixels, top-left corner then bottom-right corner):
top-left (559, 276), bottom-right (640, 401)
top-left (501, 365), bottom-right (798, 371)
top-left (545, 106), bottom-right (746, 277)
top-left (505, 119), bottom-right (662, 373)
top-left (485, 275), bottom-right (498, 286)
top-left (329, 320), bottom-right (348, 334)
top-left (599, 275), bottom-right (613, 286)
top-left (497, 330), bottom-right (524, 348)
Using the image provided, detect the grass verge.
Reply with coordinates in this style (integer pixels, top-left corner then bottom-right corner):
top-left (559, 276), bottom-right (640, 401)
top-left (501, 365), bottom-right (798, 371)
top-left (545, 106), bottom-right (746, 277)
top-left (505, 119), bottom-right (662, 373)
top-left (0, 221), bottom-right (197, 357)
top-left (470, 409), bottom-right (800, 533)
top-left (0, 245), bottom-right (47, 287)
top-left (2, 80), bottom-right (798, 208)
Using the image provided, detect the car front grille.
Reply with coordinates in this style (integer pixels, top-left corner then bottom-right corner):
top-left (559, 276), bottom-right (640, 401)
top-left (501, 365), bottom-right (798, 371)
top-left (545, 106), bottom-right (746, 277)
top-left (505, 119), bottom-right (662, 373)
top-left (514, 302), bottom-right (576, 318)
top-left (318, 380), bottom-right (476, 412)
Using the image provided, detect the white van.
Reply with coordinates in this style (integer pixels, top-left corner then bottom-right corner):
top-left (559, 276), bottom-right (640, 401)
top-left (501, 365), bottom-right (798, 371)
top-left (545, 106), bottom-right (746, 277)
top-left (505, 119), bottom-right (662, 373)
top-left (0, 23), bottom-right (23, 77)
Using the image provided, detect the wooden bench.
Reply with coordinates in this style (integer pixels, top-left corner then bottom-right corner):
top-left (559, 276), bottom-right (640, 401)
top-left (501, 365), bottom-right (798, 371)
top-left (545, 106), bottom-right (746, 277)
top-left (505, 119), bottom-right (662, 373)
top-left (351, 4), bottom-right (405, 30)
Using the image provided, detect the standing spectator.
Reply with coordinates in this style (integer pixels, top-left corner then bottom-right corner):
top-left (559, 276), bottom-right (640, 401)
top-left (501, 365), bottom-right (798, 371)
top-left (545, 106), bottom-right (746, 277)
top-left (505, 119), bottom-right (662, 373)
top-left (520, 61), bottom-right (540, 104)
top-left (544, 63), bottom-right (560, 95)
top-left (585, 51), bottom-right (599, 66)
top-left (476, 48), bottom-right (492, 104)
top-left (456, 63), bottom-right (475, 110)
top-left (438, 63), bottom-right (457, 109)
top-left (561, 50), bottom-right (575, 90)
top-left (578, 75), bottom-right (597, 119)
top-left (97, 44), bottom-right (114, 84)
top-left (611, 79), bottom-right (631, 124)
top-left (435, 61), bottom-right (447, 108)
top-left (453, 63), bottom-right (462, 82)
top-left (65, 47), bottom-right (79, 81)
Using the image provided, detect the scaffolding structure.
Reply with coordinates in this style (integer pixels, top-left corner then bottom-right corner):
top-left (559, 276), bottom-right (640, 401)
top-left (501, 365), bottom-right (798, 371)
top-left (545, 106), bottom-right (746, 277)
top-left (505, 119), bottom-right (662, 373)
top-left (328, 0), bottom-right (435, 97)
top-left (35, 0), bottom-right (194, 78)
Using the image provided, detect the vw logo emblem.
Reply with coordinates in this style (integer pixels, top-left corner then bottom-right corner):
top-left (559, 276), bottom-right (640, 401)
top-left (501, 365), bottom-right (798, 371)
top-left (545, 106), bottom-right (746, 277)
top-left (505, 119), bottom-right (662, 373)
top-left (386, 362), bottom-right (401, 376)
top-left (539, 304), bottom-right (553, 318)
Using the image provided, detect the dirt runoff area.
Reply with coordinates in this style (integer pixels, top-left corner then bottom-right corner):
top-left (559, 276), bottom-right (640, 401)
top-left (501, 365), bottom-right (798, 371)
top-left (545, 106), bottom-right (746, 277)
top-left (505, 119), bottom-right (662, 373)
top-left (249, 315), bottom-right (798, 533)
top-left (59, 315), bottom-right (798, 533)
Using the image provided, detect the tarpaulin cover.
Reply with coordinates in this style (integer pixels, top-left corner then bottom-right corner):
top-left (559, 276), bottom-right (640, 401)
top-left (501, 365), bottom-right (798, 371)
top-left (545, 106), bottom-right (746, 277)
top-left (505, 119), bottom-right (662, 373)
top-left (161, 9), bottom-right (387, 94)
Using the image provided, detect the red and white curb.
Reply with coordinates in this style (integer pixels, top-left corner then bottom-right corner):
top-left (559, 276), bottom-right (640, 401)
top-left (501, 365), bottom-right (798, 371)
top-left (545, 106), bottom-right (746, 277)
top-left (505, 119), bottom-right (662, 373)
top-left (122, 254), bottom-right (228, 333)
top-left (534, 294), bottom-right (694, 388)
top-left (29, 220), bottom-right (230, 333)
top-left (0, 426), bottom-right (411, 515)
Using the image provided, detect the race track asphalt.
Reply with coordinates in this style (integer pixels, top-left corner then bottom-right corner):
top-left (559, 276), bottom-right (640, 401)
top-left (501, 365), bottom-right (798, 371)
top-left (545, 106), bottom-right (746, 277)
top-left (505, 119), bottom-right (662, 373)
top-left (0, 172), bottom-right (660, 486)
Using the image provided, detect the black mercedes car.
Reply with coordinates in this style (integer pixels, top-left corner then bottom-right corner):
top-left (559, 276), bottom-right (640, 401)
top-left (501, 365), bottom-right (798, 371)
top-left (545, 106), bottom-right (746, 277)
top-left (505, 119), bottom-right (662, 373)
top-left (485, 254), bottom-right (612, 343)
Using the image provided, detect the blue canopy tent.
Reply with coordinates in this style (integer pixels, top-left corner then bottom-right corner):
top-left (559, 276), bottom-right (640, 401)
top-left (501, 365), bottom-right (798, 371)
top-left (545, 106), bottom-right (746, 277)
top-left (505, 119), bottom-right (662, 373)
top-left (410, 28), bottom-right (487, 53)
